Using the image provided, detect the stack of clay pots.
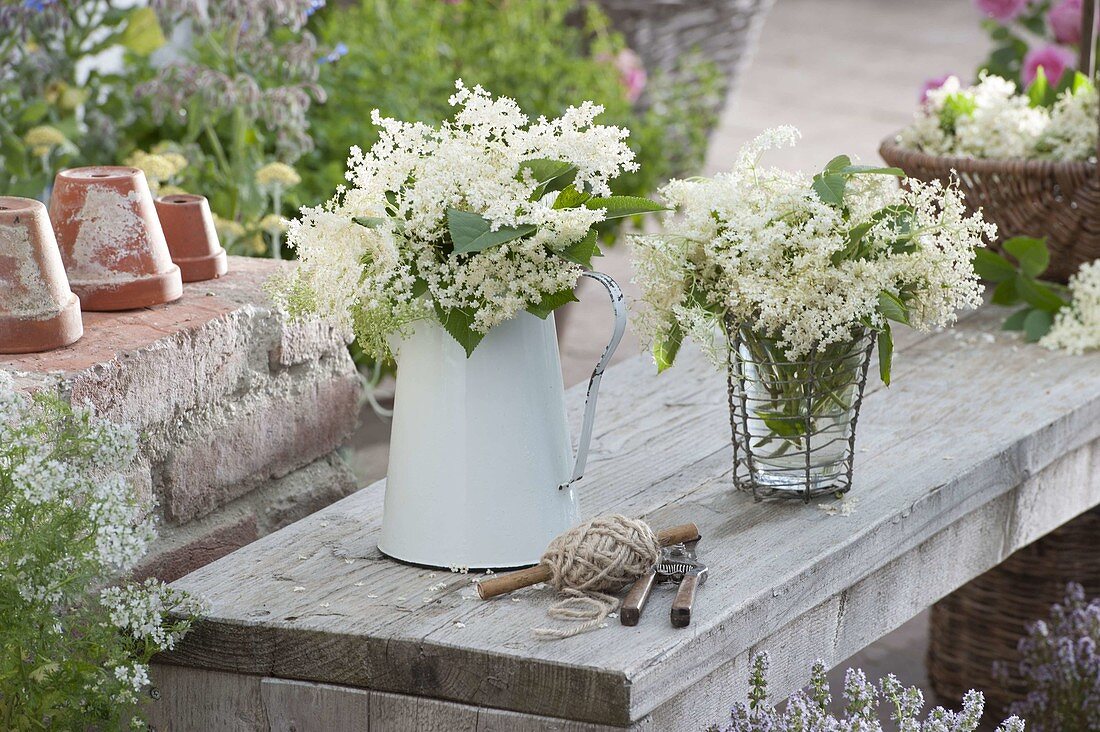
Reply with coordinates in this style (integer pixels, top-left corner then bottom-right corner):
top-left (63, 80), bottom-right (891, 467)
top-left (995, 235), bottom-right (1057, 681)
top-left (1, 166), bottom-right (228, 355)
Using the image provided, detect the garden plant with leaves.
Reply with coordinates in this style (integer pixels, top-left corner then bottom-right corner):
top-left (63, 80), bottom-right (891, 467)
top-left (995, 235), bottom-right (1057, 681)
top-left (707, 652), bottom-right (1024, 732)
top-left (632, 128), bottom-right (992, 463)
top-left (273, 82), bottom-right (664, 359)
top-left (0, 0), bottom-right (165, 199)
top-left (979, 237), bottom-right (1100, 353)
top-left (0, 374), bottom-right (204, 730)
top-left (974, 236), bottom-right (1070, 341)
top-left (302, 0), bottom-right (720, 244)
top-left (975, 0), bottom-right (1091, 89)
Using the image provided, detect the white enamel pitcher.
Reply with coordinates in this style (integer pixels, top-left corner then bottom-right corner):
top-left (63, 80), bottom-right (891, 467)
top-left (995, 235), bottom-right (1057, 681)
top-left (379, 272), bottom-right (627, 569)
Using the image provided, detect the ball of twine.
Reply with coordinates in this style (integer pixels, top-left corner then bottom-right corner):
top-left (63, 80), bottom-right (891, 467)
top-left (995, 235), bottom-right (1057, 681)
top-left (534, 514), bottom-right (661, 640)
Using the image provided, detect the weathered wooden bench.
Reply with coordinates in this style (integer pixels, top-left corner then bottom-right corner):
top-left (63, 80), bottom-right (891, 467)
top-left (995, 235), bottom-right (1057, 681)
top-left (148, 306), bottom-right (1100, 731)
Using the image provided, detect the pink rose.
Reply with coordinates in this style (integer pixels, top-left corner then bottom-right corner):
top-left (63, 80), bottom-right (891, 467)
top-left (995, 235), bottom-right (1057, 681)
top-left (1023, 44), bottom-right (1075, 86)
top-left (920, 74), bottom-right (953, 103)
top-left (974, 0), bottom-right (1031, 21)
top-left (1049, 0), bottom-right (1084, 44)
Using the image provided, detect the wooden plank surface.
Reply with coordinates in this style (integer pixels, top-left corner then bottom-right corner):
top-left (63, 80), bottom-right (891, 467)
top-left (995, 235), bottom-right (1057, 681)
top-left (159, 306), bottom-right (1100, 727)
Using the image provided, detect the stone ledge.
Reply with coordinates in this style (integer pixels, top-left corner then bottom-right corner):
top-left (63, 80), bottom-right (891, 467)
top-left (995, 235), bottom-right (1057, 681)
top-left (137, 453), bottom-right (359, 582)
top-left (2, 256), bottom-right (363, 580)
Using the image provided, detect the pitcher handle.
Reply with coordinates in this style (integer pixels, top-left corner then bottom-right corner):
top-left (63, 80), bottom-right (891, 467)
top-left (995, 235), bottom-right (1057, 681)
top-left (559, 270), bottom-right (627, 490)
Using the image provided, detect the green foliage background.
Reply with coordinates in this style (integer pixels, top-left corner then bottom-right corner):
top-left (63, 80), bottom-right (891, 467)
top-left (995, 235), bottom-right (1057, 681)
top-left (299, 0), bottom-right (721, 227)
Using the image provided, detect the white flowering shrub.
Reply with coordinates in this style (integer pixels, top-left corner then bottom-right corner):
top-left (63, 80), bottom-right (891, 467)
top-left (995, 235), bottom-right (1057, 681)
top-left (0, 374), bottom-right (204, 730)
top-left (272, 80), bottom-right (662, 358)
top-left (707, 653), bottom-right (1025, 732)
top-left (631, 127), bottom-right (993, 382)
top-left (897, 72), bottom-right (1097, 161)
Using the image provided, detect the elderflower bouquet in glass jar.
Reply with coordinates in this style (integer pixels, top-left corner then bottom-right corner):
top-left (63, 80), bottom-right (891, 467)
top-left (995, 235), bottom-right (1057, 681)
top-left (632, 127), bottom-right (993, 500)
top-left (274, 81), bottom-right (661, 568)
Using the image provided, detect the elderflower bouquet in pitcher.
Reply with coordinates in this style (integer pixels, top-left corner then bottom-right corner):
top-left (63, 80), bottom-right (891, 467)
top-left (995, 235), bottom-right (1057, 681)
top-left (632, 127), bottom-right (993, 500)
top-left (274, 81), bottom-right (662, 568)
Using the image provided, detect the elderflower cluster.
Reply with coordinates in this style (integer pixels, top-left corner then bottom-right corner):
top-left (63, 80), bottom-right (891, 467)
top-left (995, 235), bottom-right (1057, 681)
top-left (276, 80), bottom-right (637, 357)
top-left (1041, 259), bottom-right (1100, 354)
top-left (898, 73), bottom-right (1098, 161)
top-left (631, 127), bottom-right (992, 363)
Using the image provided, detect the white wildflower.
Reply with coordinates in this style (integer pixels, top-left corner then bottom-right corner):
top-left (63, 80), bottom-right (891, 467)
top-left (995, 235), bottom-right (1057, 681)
top-left (1041, 259), bottom-right (1100, 354)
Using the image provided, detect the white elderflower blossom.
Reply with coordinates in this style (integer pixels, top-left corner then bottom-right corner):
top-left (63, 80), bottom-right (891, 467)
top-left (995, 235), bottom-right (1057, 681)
top-left (631, 128), bottom-right (993, 366)
top-left (898, 72), bottom-right (1097, 162)
top-left (273, 80), bottom-right (644, 358)
top-left (1041, 82), bottom-right (1099, 161)
top-left (1041, 259), bottom-right (1100, 354)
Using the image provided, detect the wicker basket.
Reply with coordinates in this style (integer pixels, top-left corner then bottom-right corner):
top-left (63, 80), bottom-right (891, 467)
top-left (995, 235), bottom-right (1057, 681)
top-left (879, 0), bottom-right (1100, 283)
top-left (927, 506), bottom-right (1100, 715)
top-left (596, 0), bottom-right (776, 120)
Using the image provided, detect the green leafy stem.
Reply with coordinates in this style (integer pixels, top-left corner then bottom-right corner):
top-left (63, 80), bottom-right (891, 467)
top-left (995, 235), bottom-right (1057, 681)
top-left (973, 236), bottom-right (1069, 342)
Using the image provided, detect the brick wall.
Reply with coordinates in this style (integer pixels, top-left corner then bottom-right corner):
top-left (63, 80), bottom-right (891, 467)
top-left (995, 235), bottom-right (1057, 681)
top-left (1, 257), bottom-right (362, 581)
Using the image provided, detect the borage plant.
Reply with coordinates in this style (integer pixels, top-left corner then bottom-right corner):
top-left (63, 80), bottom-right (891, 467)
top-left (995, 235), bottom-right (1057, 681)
top-left (273, 80), bottom-right (662, 358)
top-left (632, 128), bottom-right (992, 496)
top-left (707, 652), bottom-right (1024, 732)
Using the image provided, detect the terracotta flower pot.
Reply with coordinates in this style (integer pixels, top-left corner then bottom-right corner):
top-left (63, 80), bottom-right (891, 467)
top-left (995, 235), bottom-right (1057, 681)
top-left (49, 166), bottom-right (183, 311)
top-left (154, 194), bottom-right (228, 282)
top-left (0, 196), bottom-right (83, 354)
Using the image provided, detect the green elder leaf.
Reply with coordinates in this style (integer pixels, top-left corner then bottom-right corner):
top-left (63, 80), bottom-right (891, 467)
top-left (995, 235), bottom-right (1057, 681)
top-left (1016, 275), bottom-right (1067, 313)
top-left (584, 195), bottom-right (667, 221)
top-left (120, 7), bottom-right (167, 56)
top-left (1002, 307), bottom-right (1031, 331)
top-left (1003, 236), bottom-right (1050, 278)
top-left (433, 302), bottom-right (484, 357)
top-left (991, 277), bottom-right (1021, 306)
top-left (559, 229), bottom-right (601, 268)
top-left (519, 158), bottom-right (576, 185)
top-left (877, 290), bottom-right (911, 326)
top-left (352, 216), bottom-right (385, 228)
top-left (822, 154), bottom-right (852, 172)
top-left (654, 322), bottom-right (683, 373)
top-left (756, 411), bottom-right (805, 439)
top-left (877, 325), bottom-right (894, 386)
top-left (553, 184), bottom-right (592, 210)
top-left (1023, 307), bottom-right (1054, 342)
top-left (520, 158), bottom-right (577, 199)
top-left (812, 172), bottom-right (847, 206)
top-left (527, 288), bottom-right (579, 319)
top-left (447, 208), bottom-right (536, 255)
top-left (973, 248), bottom-right (1016, 282)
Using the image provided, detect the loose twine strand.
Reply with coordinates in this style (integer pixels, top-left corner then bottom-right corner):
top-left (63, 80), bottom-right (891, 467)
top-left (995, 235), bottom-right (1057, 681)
top-left (533, 515), bottom-right (661, 640)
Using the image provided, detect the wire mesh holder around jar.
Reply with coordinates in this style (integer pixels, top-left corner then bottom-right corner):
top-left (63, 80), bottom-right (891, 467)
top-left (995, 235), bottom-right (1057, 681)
top-left (724, 319), bottom-right (875, 502)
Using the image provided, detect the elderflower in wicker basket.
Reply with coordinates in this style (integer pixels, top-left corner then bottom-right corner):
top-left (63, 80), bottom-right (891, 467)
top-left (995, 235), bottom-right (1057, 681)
top-left (272, 80), bottom-right (661, 358)
top-left (631, 127), bottom-right (994, 499)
